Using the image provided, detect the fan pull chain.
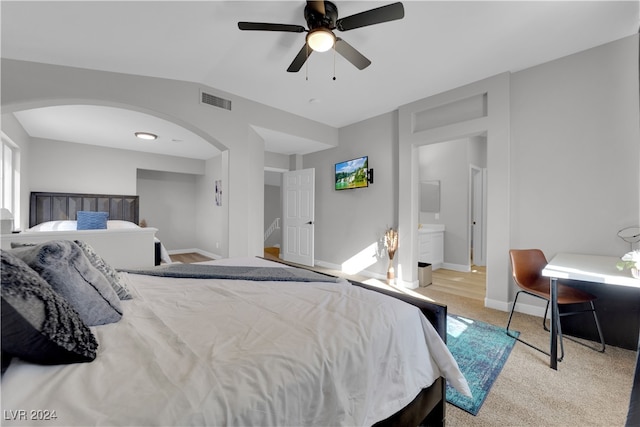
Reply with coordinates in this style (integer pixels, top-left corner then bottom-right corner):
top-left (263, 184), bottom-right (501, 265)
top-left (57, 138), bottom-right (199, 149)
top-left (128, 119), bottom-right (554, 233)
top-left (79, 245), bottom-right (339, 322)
top-left (332, 43), bottom-right (336, 81)
top-left (305, 44), bottom-right (309, 81)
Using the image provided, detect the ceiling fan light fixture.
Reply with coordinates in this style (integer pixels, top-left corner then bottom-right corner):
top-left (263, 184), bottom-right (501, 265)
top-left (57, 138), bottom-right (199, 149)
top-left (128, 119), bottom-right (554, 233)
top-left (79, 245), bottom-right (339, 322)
top-left (135, 132), bottom-right (158, 141)
top-left (306, 28), bottom-right (335, 52)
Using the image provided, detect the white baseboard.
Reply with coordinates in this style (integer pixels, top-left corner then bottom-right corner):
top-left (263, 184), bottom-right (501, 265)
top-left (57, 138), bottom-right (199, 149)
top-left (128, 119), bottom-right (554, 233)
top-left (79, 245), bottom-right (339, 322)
top-left (311, 259), bottom-right (339, 271)
top-left (486, 297), bottom-right (547, 318)
top-left (441, 262), bottom-right (471, 272)
top-left (314, 259), bottom-right (388, 282)
top-left (314, 259), bottom-right (421, 289)
top-left (485, 298), bottom-right (510, 312)
top-left (399, 279), bottom-right (420, 289)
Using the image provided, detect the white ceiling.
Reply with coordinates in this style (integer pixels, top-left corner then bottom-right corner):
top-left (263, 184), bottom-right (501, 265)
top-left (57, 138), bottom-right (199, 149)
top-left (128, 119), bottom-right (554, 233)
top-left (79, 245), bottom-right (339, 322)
top-left (2, 1), bottom-right (638, 159)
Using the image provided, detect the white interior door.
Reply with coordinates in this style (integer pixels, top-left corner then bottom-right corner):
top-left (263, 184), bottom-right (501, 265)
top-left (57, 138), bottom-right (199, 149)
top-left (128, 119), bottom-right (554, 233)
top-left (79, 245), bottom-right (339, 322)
top-left (471, 166), bottom-right (487, 266)
top-left (282, 168), bottom-right (315, 266)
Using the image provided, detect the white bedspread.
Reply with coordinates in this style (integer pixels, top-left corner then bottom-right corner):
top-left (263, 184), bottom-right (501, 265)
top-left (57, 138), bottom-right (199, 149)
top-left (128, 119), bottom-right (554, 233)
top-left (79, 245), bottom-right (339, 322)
top-left (2, 257), bottom-right (470, 426)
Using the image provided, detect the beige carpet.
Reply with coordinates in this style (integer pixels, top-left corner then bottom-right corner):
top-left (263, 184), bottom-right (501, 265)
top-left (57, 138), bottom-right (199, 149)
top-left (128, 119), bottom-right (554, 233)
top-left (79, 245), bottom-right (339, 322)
top-left (414, 287), bottom-right (637, 426)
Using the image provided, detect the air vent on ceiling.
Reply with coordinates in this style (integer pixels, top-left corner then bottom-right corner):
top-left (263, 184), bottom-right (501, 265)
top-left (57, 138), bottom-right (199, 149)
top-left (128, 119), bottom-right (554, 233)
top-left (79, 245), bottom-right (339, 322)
top-left (200, 90), bottom-right (232, 111)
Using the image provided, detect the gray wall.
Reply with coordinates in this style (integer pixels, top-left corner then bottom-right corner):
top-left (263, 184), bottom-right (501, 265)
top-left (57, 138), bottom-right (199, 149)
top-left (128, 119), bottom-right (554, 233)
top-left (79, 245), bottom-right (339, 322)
top-left (264, 184), bottom-right (281, 248)
top-left (509, 35), bottom-right (639, 255)
top-left (195, 153), bottom-right (228, 256)
top-left (137, 169), bottom-right (198, 250)
top-left (21, 136), bottom-right (212, 252)
top-left (26, 137), bottom-right (205, 195)
top-left (1, 58), bottom-right (338, 260)
top-left (1, 113), bottom-right (31, 231)
top-left (304, 111), bottom-right (398, 277)
top-left (2, 34), bottom-right (637, 312)
top-left (308, 35), bottom-right (638, 312)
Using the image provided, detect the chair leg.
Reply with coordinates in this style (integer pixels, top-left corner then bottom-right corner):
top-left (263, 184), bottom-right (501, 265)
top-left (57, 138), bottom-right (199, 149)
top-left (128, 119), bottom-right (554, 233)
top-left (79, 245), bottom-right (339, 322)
top-left (543, 301), bottom-right (550, 331)
top-left (591, 302), bottom-right (606, 353)
top-left (506, 291), bottom-right (521, 333)
top-left (506, 291), bottom-right (563, 362)
top-left (555, 300), bottom-right (565, 362)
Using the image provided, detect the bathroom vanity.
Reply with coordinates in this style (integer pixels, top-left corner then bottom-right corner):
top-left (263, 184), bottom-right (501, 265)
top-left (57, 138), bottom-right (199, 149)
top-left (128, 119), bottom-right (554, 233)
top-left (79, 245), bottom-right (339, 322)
top-left (418, 224), bottom-right (444, 270)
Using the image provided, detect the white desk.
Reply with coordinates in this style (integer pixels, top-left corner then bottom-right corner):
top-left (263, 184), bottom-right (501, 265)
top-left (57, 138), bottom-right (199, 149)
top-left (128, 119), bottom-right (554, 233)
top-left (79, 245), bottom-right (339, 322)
top-left (542, 253), bottom-right (640, 370)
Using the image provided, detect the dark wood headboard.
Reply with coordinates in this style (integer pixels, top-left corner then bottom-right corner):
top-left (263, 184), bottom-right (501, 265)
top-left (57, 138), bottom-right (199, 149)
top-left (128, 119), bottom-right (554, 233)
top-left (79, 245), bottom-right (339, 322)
top-left (29, 192), bottom-right (139, 228)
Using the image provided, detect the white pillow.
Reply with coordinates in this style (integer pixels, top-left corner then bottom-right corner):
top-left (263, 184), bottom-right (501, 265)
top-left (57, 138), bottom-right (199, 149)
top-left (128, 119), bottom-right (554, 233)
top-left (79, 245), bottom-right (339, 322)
top-left (27, 220), bottom-right (77, 232)
top-left (106, 220), bottom-right (140, 229)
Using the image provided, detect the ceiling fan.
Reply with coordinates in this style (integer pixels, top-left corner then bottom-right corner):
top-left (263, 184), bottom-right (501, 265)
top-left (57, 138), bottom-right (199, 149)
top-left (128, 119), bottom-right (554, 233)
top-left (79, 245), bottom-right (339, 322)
top-left (238, 1), bottom-right (404, 73)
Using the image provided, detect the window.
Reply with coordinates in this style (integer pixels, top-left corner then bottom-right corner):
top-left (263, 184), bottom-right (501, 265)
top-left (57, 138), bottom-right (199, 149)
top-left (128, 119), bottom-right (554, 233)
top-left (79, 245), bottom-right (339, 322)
top-left (1, 132), bottom-right (20, 229)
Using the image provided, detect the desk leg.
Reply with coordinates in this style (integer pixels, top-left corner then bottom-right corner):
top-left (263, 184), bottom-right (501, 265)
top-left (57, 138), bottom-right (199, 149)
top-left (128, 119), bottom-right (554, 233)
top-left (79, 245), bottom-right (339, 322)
top-left (550, 277), bottom-right (558, 370)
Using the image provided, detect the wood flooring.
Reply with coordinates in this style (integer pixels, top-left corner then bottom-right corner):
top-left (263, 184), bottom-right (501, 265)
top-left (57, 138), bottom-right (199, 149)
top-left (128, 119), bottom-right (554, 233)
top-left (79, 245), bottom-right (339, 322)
top-left (169, 252), bottom-right (214, 264)
top-left (430, 266), bottom-right (486, 301)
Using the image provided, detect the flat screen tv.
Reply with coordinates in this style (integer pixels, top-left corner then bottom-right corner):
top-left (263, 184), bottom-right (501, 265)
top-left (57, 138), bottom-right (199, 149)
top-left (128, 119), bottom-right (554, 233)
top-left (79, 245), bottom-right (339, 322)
top-left (335, 156), bottom-right (368, 190)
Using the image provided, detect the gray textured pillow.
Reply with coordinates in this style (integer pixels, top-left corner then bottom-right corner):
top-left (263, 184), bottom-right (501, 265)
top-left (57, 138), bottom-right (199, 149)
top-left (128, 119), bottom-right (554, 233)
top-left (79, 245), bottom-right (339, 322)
top-left (74, 240), bottom-right (132, 300)
top-left (1, 250), bottom-right (98, 370)
top-left (10, 240), bottom-right (123, 326)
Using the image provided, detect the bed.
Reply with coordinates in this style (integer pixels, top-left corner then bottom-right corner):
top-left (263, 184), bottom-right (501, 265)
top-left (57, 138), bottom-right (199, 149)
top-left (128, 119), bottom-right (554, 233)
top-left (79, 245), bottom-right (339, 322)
top-left (1, 249), bottom-right (471, 426)
top-left (0, 192), bottom-right (165, 269)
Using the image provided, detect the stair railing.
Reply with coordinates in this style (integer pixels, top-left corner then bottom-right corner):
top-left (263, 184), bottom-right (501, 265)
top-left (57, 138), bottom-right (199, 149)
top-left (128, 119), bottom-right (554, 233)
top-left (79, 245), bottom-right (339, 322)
top-left (264, 217), bottom-right (280, 242)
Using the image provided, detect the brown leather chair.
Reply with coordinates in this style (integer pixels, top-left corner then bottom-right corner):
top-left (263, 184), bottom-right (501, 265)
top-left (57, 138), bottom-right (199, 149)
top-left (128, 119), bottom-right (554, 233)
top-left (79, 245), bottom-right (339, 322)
top-left (506, 249), bottom-right (605, 361)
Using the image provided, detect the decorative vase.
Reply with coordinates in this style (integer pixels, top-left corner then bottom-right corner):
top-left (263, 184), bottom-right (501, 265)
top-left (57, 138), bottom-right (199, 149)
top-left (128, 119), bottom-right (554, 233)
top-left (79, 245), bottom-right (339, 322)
top-left (632, 267), bottom-right (640, 279)
top-left (387, 258), bottom-right (395, 282)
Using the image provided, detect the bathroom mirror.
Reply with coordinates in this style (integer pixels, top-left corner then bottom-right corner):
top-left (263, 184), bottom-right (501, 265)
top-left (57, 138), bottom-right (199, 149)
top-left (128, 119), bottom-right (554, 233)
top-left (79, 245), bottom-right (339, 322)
top-left (420, 180), bottom-right (440, 213)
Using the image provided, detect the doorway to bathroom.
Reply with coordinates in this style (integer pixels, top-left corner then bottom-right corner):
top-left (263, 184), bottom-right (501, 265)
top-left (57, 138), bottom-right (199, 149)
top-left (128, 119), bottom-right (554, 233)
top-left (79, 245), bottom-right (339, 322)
top-left (417, 134), bottom-right (487, 273)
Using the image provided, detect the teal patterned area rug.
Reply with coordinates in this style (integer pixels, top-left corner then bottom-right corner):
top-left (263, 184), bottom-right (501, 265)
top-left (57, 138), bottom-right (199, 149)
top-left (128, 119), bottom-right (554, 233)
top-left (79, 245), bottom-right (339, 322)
top-left (446, 314), bottom-right (519, 415)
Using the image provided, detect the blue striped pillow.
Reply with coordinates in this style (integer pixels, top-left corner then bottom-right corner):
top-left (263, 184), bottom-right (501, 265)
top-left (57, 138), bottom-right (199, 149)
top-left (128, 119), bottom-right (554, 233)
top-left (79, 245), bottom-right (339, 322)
top-left (76, 211), bottom-right (109, 230)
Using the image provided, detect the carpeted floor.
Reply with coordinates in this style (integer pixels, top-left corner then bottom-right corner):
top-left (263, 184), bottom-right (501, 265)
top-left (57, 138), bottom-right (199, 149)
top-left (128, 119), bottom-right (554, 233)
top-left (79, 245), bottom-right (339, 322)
top-left (414, 287), bottom-right (637, 426)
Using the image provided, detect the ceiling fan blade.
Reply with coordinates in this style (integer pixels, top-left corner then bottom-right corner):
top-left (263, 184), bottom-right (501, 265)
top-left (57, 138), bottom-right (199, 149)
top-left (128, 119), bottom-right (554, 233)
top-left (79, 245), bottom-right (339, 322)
top-left (287, 44), bottom-right (312, 72)
top-left (238, 22), bottom-right (306, 33)
top-left (306, 0), bottom-right (325, 16)
top-left (334, 38), bottom-right (371, 70)
top-left (336, 2), bottom-right (404, 32)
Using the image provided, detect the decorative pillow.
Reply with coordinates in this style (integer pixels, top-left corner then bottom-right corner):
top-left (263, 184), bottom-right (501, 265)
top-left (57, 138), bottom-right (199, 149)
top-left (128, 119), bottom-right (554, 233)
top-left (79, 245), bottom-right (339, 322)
top-left (10, 240), bottom-right (123, 326)
top-left (76, 211), bottom-right (109, 230)
top-left (74, 239), bottom-right (132, 300)
top-left (1, 250), bottom-right (98, 370)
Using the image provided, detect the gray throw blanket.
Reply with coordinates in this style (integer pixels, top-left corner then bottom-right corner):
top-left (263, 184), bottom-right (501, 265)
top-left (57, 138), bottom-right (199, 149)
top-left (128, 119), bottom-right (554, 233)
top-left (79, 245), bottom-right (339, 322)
top-left (120, 264), bottom-right (340, 283)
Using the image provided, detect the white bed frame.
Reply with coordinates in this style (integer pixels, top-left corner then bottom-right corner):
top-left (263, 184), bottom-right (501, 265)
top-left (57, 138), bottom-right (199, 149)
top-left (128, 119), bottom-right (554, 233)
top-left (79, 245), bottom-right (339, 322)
top-left (1, 227), bottom-right (158, 269)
